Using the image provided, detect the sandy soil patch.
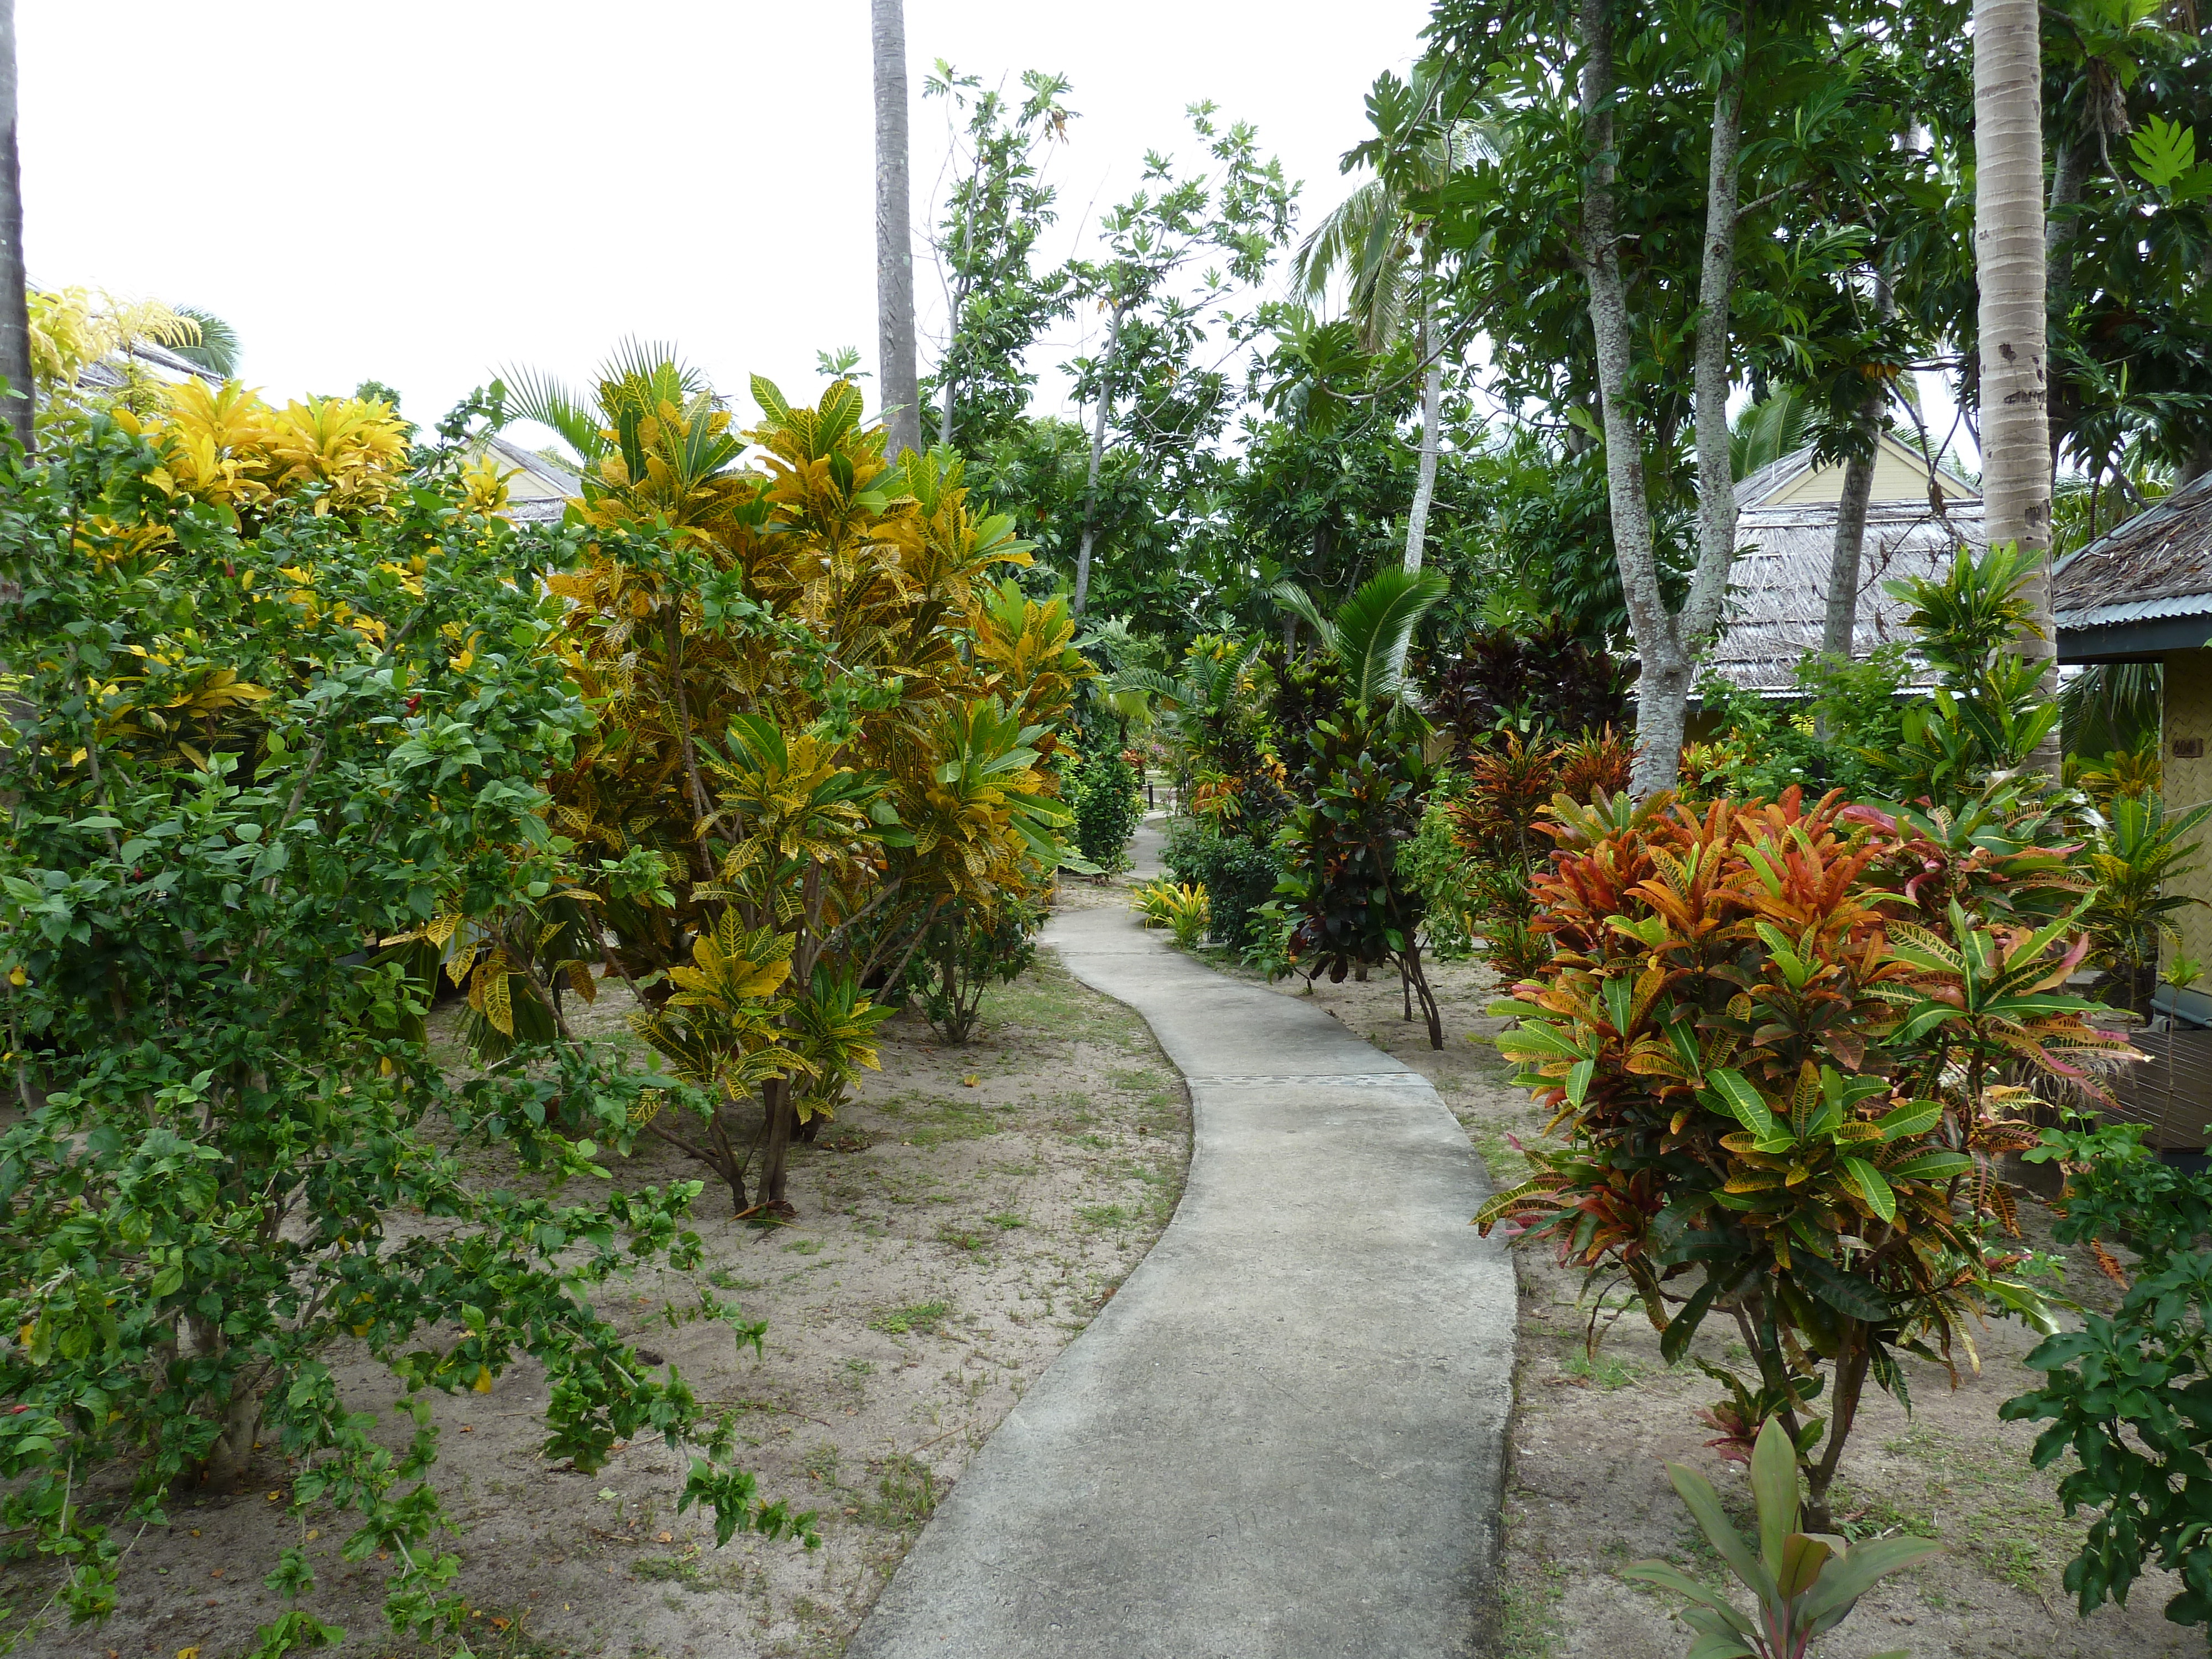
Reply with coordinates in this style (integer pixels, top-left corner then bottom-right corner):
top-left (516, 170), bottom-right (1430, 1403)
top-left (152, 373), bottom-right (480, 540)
top-left (46, 875), bottom-right (1187, 1659)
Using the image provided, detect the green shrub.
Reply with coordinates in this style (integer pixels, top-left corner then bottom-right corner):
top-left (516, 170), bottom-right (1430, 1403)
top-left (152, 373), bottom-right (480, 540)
top-left (901, 896), bottom-right (1041, 1043)
top-left (2003, 1131), bottom-right (2212, 1635)
top-left (1162, 817), bottom-right (1282, 953)
top-left (1276, 700), bottom-right (1443, 1046)
top-left (1401, 792), bottom-right (1477, 961)
top-left (1072, 745), bottom-right (1143, 872)
top-left (1132, 878), bottom-right (1210, 949)
top-left (0, 406), bottom-right (811, 1653)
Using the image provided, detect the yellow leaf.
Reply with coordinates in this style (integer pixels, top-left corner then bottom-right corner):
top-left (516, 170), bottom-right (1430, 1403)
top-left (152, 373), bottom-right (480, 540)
top-left (482, 971), bottom-right (514, 1038)
top-left (178, 1649), bottom-right (201, 1659)
top-left (472, 1366), bottom-right (494, 1394)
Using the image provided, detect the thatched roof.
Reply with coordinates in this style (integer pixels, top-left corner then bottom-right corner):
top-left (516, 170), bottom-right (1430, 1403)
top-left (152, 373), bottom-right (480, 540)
top-left (1699, 437), bottom-right (1984, 695)
top-left (2053, 469), bottom-right (2212, 661)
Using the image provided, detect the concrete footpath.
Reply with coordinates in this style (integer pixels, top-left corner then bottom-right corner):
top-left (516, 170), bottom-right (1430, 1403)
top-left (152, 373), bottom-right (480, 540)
top-left (846, 826), bottom-right (1516, 1658)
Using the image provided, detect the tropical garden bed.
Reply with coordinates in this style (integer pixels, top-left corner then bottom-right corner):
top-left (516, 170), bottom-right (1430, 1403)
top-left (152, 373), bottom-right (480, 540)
top-left (1247, 952), bottom-right (2194, 1658)
top-left (35, 873), bottom-right (1187, 1659)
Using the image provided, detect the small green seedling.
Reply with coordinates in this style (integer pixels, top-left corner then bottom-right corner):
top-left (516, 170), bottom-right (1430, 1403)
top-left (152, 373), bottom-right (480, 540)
top-left (1623, 1416), bottom-right (1937, 1658)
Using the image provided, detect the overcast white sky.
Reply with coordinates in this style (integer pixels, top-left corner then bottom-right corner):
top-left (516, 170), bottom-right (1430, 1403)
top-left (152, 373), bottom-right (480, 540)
top-left (20, 1), bottom-right (1434, 435)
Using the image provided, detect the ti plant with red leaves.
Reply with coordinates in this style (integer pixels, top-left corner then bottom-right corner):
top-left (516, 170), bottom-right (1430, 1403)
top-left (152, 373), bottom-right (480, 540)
top-left (1480, 785), bottom-right (2121, 1526)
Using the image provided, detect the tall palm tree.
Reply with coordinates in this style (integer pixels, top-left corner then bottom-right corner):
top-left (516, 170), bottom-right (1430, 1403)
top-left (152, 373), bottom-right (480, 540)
top-left (1974, 0), bottom-right (2057, 775)
top-left (0, 0), bottom-right (31, 452)
top-left (873, 0), bottom-right (920, 460)
top-left (1292, 118), bottom-right (1475, 574)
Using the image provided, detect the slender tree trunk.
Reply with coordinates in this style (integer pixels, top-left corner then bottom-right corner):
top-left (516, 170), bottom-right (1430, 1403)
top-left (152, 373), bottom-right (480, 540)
top-left (2043, 129), bottom-right (2089, 482)
top-left (758, 1074), bottom-right (797, 1208)
top-left (1072, 303), bottom-right (1124, 617)
top-left (1579, 0), bottom-right (1745, 799)
top-left (1974, 0), bottom-right (2057, 778)
top-left (1578, 0), bottom-right (1670, 794)
top-left (0, 0), bottom-right (30, 453)
top-left (872, 0), bottom-right (920, 461)
top-left (1405, 278), bottom-right (1443, 573)
top-left (1822, 275), bottom-right (1895, 661)
top-left (1684, 35), bottom-right (1746, 665)
top-left (1822, 406), bottom-right (1881, 662)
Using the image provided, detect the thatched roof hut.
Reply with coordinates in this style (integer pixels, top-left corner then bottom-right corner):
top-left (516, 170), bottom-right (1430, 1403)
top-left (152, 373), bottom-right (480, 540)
top-left (2053, 468), bottom-right (2212, 661)
top-left (1700, 434), bottom-right (1983, 693)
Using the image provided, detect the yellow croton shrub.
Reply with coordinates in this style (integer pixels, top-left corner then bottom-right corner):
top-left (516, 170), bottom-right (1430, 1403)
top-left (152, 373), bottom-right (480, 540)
top-left (492, 358), bottom-right (1091, 1212)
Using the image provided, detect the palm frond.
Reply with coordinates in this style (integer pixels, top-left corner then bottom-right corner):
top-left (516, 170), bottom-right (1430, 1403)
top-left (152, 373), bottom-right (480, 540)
top-left (1333, 568), bottom-right (1449, 703)
top-left (1266, 579), bottom-right (1336, 650)
top-left (171, 306), bottom-right (241, 377)
top-left (499, 363), bottom-right (611, 463)
top-left (1731, 389), bottom-right (1813, 481)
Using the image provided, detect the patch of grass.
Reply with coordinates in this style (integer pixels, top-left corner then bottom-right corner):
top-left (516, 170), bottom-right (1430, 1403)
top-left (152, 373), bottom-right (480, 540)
top-left (705, 1268), bottom-right (764, 1292)
top-left (781, 1238), bottom-right (825, 1256)
top-left (868, 1300), bottom-right (950, 1337)
top-left (633, 1553), bottom-right (703, 1587)
top-left (935, 1225), bottom-right (988, 1253)
top-left (460, 1606), bottom-right (578, 1656)
top-left (1867, 1423), bottom-right (2077, 1593)
top-left (984, 1211), bottom-right (1026, 1230)
top-left (1077, 1203), bottom-right (1131, 1230)
top-left (860, 1453), bottom-right (938, 1530)
top-left (843, 1358), bottom-right (875, 1376)
top-left (1559, 1351), bottom-right (1640, 1390)
top-left (903, 1102), bottom-right (1000, 1147)
top-left (1494, 1542), bottom-right (1569, 1658)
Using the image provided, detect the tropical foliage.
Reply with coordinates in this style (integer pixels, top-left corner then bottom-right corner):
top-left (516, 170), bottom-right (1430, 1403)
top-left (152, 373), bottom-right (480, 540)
top-left (0, 395), bottom-right (811, 1656)
top-left (1625, 1416), bottom-right (1936, 1658)
top-left (510, 354), bottom-right (1088, 1214)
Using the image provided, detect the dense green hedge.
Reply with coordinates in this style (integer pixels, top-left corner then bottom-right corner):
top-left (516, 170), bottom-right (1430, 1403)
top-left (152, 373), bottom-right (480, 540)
top-left (1162, 818), bottom-right (1282, 952)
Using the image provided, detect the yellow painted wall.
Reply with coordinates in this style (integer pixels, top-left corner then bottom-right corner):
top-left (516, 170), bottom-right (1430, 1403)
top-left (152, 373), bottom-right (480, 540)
top-left (2162, 649), bottom-right (2212, 975)
top-left (1763, 435), bottom-right (1976, 507)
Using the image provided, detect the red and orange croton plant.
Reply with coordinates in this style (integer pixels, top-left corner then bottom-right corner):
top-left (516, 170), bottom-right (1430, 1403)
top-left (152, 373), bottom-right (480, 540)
top-left (1481, 785), bottom-right (2134, 1528)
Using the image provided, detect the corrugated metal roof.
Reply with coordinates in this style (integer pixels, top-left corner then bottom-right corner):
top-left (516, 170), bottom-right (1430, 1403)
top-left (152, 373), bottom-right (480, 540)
top-left (2057, 591), bottom-right (2212, 630)
top-left (2052, 468), bottom-right (2212, 622)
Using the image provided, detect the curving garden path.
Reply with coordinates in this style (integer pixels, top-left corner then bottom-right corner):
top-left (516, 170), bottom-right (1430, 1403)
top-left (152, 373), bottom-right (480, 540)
top-left (845, 823), bottom-right (1515, 1658)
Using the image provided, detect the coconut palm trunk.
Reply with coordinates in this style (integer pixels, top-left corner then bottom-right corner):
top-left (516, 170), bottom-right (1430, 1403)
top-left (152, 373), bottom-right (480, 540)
top-left (1404, 276), bottom-right (1442, 573)
top-left (1072, 300), bottom-right (1124, 617)
top-left (1974, 0), bottom-right (2057, 775)
top-left (0, 0), bottom-right (31, 453)
top-left (872, 0), bottom-right (921, 460)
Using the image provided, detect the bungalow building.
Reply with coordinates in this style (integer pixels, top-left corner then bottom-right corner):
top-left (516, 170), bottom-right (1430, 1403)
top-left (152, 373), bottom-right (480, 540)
top-left (2048, 472), bottom-right (2212, 1156)
top-left (1700, 433), bottom-right (1984, 695)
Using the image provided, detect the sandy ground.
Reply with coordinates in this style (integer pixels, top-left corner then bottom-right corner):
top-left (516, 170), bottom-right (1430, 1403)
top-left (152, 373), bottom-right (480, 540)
top-left (1226, 943), bottom-right (2198, 1659)
top-left (38, 871), bottom-right (1187, 1659)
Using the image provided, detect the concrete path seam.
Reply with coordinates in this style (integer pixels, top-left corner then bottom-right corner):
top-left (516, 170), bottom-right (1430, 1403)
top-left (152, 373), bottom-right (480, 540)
top-left (844, 827), bottom-right (1516, 1658)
